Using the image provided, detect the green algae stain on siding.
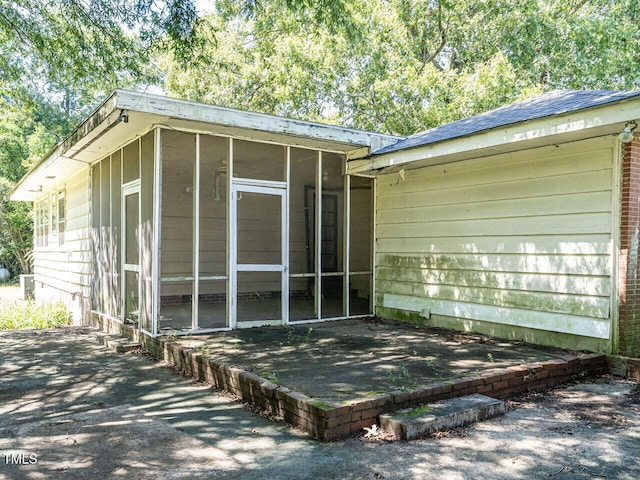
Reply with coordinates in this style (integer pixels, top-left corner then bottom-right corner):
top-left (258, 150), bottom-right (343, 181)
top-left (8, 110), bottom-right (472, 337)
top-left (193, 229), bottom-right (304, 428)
top-left (375, 254), bottom-right (610, 319)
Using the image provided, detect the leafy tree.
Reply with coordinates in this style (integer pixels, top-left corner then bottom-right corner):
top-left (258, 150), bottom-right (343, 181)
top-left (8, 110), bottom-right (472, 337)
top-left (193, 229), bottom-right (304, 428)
top-left (0, 178), bottom-right (33, 276)
top-left (0, 1), bottom-right (201, 275)
top-left (0, 99), bottom-right (65, 275)
top-left (164, 0), bottom-right (640, 135)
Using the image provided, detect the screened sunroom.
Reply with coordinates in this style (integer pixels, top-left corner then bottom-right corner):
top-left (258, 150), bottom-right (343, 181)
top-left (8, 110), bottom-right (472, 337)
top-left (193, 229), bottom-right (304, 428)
top-left (90, 125), bottom-right (377, 336)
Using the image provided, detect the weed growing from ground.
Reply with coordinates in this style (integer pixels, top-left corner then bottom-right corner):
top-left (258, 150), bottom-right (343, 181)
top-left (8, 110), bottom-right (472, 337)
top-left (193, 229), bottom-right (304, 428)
top-left (388, 365), bottom-right (416, 391)
top-left (262, 371), bottom-right (279, 384)
top-left (304, 327), bottom-right (314, 343)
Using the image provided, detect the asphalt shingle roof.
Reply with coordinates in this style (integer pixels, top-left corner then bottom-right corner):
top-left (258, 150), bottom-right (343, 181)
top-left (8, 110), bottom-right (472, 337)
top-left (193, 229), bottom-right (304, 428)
top-left (373, 89), bottom-right (640, 155)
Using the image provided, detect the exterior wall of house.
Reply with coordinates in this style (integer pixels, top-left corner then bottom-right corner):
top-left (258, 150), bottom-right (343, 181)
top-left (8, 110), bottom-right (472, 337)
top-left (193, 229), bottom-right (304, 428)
top-left (618, 133), bottom-right (640, 357)
top-left (90, 132), bottom-right (155, 331)
top-left (375, 137), bottom-right (617, 352)
top-left (33, 167), bottom-right (92, 323)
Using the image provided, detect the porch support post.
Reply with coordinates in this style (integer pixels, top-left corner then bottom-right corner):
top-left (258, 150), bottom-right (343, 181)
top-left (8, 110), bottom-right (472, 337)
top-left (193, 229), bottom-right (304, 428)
top-left (344, 173), bottom-right (350, 317)
top-left (152, 128), bottom-right (162, 336)
top-left (193, 134), bottom-right (200, 330)
top-left (228, 138), bottom-right (236, 329)
top-left (316, 151), bottom-right (322, 319)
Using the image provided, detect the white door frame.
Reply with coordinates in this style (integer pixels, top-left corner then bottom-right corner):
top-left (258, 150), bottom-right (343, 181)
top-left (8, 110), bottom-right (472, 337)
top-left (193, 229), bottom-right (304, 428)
top-left (230, 180), bottom-right (288, 329)
top-left (122, 180), bottom-right (141, 323)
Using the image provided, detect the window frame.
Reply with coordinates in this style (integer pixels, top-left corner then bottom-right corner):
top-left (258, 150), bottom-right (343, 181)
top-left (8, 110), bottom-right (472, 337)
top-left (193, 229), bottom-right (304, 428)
top-left (57, 189), bottom-right (66, 245)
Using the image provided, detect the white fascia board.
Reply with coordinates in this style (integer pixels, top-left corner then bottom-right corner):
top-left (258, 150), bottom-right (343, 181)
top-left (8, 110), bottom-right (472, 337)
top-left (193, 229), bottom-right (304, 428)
top-left (114, 89), bottom-right (400, 149)
top-left (60, 92), bottom-right (120, 157)
top-left (11, 93), bottom-right (123, 202)
top-left (12, 89), bottom-right (399, 201)
top-left (10, 147), bottom-right (62, 201)
top-left (350, 100), bottom-right (640, 174)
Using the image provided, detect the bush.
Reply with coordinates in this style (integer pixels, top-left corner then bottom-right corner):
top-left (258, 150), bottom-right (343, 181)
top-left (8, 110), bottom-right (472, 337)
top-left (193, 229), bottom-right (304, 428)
top-left (0, 300), bottom-right (71, 330)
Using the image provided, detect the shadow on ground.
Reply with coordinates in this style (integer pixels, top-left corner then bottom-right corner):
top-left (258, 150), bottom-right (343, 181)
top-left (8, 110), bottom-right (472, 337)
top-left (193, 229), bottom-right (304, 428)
top-left (174, 318), bottom-right (569, 402)
top-left (0, 327), bottom-right (638, 479)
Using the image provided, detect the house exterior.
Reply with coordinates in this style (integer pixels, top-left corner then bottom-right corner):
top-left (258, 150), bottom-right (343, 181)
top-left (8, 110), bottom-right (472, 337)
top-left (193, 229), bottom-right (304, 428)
top-left (11, 90), bottom-right (398, 335)
top-left (11, 89), bottom-right (640, 357)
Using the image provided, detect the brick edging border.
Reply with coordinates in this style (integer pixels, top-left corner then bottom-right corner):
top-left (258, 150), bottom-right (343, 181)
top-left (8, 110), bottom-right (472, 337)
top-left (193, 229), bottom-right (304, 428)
top-left (91, 313), bottom-right (607, 441)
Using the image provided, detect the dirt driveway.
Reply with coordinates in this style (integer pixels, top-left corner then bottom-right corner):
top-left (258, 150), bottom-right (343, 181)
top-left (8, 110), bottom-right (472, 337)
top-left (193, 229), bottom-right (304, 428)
top-left (1, 327), bottom-right (639, 479)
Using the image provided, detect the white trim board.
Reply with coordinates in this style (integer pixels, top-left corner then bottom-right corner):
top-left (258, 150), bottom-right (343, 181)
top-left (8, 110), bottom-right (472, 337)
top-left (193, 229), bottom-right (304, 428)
top-left (382, 293), bottom-right (611, 340)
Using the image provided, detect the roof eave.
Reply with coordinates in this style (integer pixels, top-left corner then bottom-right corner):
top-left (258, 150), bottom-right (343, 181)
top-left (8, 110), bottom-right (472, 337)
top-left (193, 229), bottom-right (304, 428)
top-left (349, 98), bottom-right (640, 175)
top-left (11, 90), bottom-right (401, 201)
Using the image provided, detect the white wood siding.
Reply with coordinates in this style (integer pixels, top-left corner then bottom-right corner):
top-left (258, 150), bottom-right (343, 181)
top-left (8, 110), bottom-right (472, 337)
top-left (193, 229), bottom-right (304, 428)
top-left (376, 137), bottom-right (615, 340)
top-left (33, 168), bottom-right (91, 298)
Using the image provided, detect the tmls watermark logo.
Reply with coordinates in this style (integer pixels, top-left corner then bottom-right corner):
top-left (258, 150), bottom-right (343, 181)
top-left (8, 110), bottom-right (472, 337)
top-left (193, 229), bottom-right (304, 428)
top-left (4, 452), bottom-right (38, 465)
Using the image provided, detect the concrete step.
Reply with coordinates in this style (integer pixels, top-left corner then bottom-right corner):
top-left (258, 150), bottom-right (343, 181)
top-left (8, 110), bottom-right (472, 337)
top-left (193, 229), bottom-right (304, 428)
top-left (95, 333), bottom-right (141, 354)
top-left (379, 394), bottom-right (505, 440)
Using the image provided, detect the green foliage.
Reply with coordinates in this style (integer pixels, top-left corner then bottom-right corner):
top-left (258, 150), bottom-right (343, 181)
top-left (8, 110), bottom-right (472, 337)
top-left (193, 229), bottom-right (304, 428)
top-left (0, 98), bottom-right (63, 276)
top-left (0, 1), bottom-right (199, 84)
top-left (403, 405), bottom-right (431, 417)
top-left (165, 0), bottom-right (640, 136)
top-left (310, 400), bottom-right (335, 410)
top-left (0, 299), bottom-right (71, 330)
top-left (262, 371), bottom-right (280, 383)
top-left (0, 178), bottom-right (33, 276)
top-left (387, 365), bottom-right (416, 390)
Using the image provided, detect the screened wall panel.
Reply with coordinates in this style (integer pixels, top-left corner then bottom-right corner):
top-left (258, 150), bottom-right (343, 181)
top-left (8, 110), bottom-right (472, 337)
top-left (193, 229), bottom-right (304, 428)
top-left (110, 151), bottom-right (122, 319)
top-left (159, 130), bottom-right (195, 330)
top-left (321, 152), bottom-right (345, 318)
top-left (198, 135), bottom-right (229, 329)
top-left (233, 139), bottom-right (285, 182)
top-left (289, 148), bottom-right (318, 320)
top-left (99, 158), bottom-right (112, 316)
top-left (91, 136), bottom-right (147, 325)
top-left (199, 135), bottom-right (228, 276)
top-left (140, 131), bottom-right (155, 332)
top-left (349, 176), bottom-right (373, 315)
top-left (123, 139), bottom-right (140, 184)
top-left (90, 163), bottom-right (101, 312)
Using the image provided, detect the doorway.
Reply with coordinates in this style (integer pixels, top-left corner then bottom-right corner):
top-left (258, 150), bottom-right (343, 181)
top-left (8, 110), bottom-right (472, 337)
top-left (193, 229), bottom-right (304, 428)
top-left (122, 182), bottom-right (140, 325)
top-left (231, 181), bottom-right (288, 328)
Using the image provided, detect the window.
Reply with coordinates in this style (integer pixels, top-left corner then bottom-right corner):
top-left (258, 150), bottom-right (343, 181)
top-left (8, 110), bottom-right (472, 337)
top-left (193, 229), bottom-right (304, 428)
top-left (35, 198), bottom-right (49, 248)
top-left (58, 190), bottom-right (66, 245)
top-left (50, 193), bottom-right (58, 236)
top-left (33, 190), bottom-right (65, 248)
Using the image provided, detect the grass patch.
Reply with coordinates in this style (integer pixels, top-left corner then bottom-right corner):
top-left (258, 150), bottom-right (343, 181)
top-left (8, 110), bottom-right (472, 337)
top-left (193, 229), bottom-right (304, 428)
top-left (403, 405), bottom-right (431, 417)
top-left (310, 400), bottom-right (334, 410)
top-left (366, 390), bottom-right (389, 396)
top-left (0, 300), bottom-right (71, 330)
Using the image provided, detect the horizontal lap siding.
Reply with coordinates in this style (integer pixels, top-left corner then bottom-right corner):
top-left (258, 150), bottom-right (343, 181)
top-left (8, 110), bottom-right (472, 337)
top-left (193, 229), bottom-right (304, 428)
top-left (375, 138), bottom-right (615, 340)
top-left (34, 169), bottom-right (91, 297)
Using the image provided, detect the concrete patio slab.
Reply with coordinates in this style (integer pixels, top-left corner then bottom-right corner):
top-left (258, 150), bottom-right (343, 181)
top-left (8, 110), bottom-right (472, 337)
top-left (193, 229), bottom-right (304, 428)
top-left (92, 315), bottom-right (607, 439)
top-left (171, 318), bottom-right (574, 401)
